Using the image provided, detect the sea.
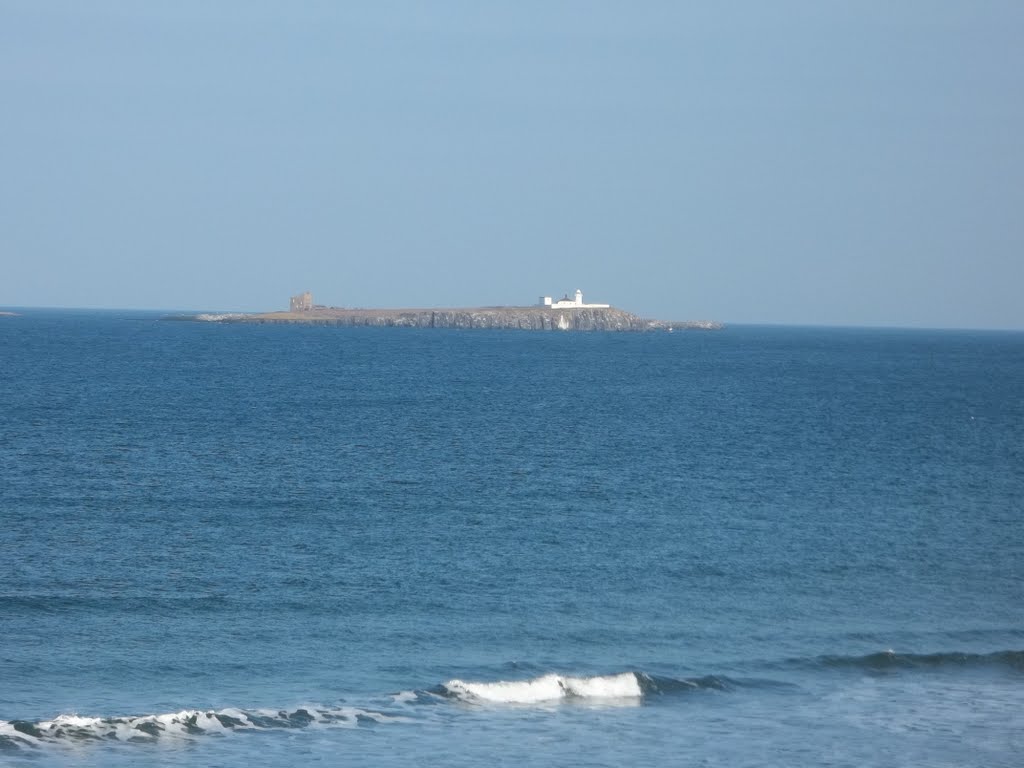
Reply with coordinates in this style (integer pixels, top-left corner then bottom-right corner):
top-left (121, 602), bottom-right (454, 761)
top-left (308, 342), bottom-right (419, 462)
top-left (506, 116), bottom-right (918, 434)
top-left (1, 309), bottom-right (1022, 767)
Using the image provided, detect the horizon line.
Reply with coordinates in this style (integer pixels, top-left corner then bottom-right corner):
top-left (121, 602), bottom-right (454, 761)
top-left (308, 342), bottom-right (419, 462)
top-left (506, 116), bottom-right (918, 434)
top-left (2, 304), bottom-right (1022, 333)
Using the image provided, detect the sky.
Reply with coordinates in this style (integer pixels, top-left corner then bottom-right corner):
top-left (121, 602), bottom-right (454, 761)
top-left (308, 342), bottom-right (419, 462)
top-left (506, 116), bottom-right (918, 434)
top-left (2, 1), bottom-right (1023, 329)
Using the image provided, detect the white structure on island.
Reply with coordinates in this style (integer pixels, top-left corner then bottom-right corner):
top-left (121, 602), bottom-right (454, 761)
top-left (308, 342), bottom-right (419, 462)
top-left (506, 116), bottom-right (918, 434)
top-left (538, 289), bottom-right (610, 309)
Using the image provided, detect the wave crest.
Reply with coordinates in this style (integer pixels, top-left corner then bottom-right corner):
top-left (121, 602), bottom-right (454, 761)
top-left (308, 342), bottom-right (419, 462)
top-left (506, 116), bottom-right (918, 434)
top-left (441, 672), bottom-right (643, 704)
top-left (0, 705), bottom-right (407, 750)
top-left (816, 649), bottom-right (1024, 672)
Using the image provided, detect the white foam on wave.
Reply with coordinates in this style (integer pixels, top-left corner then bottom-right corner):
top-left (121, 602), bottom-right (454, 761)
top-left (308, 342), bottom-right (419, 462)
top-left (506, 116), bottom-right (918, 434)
top-left (0, 704), bottom-right (411, 749)
top-left (23, 709), bottom-right (246, 743)
top-left (443, 672), bottom-right (643, 704)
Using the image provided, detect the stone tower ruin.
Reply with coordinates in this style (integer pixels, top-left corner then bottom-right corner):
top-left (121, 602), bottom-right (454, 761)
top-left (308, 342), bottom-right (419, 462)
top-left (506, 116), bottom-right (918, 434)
top-left (289, 292), bottom-right (313, 312)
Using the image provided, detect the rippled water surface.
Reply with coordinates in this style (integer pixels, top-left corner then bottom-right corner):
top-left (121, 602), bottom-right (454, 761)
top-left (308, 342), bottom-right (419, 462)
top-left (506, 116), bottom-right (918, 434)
top-left (1, 311), bottom-right (1022, 766)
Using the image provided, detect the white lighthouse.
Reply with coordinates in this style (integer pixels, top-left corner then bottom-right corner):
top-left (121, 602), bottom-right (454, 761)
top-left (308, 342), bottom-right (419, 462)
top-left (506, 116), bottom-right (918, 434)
top-left (538, 289), bottom-right (609, 309)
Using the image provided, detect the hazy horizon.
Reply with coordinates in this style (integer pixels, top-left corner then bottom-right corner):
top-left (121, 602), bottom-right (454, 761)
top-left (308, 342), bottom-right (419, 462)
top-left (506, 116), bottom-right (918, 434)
top-left (3, 3), bottom-right (1023, 330)
top-left (4, 302), bottom-right (1024, 333)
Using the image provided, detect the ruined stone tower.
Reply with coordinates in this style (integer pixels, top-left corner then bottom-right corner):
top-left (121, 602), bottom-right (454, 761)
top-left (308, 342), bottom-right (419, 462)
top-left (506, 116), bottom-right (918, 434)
top-left (289, 292), bottom-right (313, 312)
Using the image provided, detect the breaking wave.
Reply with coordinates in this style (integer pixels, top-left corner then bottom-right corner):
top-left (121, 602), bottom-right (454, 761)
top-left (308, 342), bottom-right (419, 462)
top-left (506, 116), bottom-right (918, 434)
top-left (440, 672), bottom-right (643, 703)
top-left (4, 652), bottom-right (1018, 751)
top-left (438, 671), bottom-right (732, 704)
top-left (431, 649), bottom-right (1024, 710)
top-left (0, 706), bottom-right (407, 750)
top-left (0, 671), bottom-right (728, 750)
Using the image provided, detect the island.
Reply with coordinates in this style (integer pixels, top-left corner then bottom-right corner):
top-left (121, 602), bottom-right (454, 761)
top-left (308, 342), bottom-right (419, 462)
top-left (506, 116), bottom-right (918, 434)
top-left (172, 291), bottom-right (722, 332)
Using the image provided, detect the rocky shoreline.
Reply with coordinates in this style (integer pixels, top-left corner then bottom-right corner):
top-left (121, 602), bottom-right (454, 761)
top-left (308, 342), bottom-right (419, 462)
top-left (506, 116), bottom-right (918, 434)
top-left (175, 306), bottom-right (722, 332)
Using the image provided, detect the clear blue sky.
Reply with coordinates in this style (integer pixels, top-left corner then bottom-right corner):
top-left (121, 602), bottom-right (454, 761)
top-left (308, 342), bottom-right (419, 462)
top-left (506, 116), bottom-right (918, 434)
top-left (2, 1), bottom-right (1022, 328)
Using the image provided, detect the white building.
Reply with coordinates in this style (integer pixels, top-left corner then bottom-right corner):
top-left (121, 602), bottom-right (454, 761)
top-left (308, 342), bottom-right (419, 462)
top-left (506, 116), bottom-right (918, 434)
top-left (538, 289), bottom-right (610, 309)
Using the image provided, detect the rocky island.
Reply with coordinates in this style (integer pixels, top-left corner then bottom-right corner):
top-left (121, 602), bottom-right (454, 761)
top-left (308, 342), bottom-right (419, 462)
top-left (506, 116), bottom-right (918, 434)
top-left (176, 290), bottom-right (722, 332)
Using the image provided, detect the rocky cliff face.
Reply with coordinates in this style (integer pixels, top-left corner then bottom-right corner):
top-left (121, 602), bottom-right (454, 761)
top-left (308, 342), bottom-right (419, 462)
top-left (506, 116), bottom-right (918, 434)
top-left (185, 307), bottom-right (722, 331)
top-left (362, 308), bottom-right (647, 331)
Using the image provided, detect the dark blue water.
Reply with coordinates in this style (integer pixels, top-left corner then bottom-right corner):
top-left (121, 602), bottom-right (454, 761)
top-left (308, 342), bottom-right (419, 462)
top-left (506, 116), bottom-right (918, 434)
top-left (2, 311), bottom-right (1022, 766)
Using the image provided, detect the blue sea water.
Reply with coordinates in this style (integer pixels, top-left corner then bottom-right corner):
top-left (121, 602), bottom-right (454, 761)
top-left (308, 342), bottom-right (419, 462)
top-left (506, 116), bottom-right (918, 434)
top-left (1, 310), bottom-right (1022, 767)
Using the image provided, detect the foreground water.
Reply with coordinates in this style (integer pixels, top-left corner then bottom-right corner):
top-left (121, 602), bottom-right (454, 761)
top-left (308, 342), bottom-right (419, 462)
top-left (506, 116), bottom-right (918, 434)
top-left (1, 311), bottom-right (1021, 766)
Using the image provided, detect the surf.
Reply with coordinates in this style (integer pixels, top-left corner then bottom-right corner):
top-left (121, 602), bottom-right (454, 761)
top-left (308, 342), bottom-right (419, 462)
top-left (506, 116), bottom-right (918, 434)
top-left (0, 705), bottom-right (409, 750)
top-left (440, 671), bottom-right (644, 703)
